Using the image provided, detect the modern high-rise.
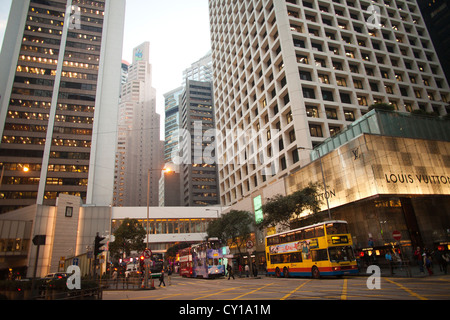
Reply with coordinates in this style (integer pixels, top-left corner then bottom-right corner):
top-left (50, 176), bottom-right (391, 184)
top-left (0, 0), bottom-right (125, 213)
top-left (209, 0), bottom-right (450, 206)
top-left (113, 42), bottom-right (164, 207)
top-left (182, 51), bottom-right (213, 85)
top-left (418, 0), bottom-right (450, 83)
top-left (163, 86), bottom-right (183, 163)
top-left (180, 80), bottom-right (219, 206)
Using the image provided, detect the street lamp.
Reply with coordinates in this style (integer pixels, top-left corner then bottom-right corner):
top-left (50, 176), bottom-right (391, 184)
top-left (144, 166), bottom-right (170, 289)
top-left (297, 147), bottom-right (332, 221)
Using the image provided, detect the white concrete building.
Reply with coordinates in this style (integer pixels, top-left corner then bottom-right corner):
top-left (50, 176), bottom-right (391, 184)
top-left (209, 0), bottom-right (449, 206)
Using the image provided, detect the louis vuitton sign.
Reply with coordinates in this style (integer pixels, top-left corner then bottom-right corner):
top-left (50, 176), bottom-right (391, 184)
top-left (384, 173), bottom-right (450, 185)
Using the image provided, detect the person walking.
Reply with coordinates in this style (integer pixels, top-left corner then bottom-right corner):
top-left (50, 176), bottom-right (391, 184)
top-left (158, 269), bottom-right (166, 287)
top-left (423, 253), bottom-right (433, 276)
top-left (227, 264), bottom-right (235, 280)
top-left (245, 264), bottom-right (250, 277)
top-left (167, 266), bottom-right (172, 286)
top-left (385, 251), bottom-right (394, 274)
top-left (442, 252), bottom-right (449, 274)
top-left (414, 247), bottom-right (424, 274)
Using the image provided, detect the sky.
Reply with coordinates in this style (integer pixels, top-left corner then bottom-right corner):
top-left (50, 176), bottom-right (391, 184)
top-left (0, 0), bottom-right (212, 132)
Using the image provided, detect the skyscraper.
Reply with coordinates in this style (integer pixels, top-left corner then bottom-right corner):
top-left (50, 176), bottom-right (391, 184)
top-left (179, 80), bottom-right (219, 206)
top-left (418, 0), bottom-right (450, 83)
top-left (182, 51), bottom-right (213, 85)
top-left (0, 0), bottom-right (125, 213)
top-left (113, 42), bottom-right (164, 207)
top-left (163, 86), bottom-right (183, 163)
top-left (209, 0), bottom-right (450, 206)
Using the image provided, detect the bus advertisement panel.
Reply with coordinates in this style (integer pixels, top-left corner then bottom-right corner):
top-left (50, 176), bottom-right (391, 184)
top-left (265, 221), bottom-right (358, 278)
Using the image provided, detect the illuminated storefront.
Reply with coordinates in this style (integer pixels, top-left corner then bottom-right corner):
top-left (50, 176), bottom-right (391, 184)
top-left (286, 111), bottom-right (450, 255)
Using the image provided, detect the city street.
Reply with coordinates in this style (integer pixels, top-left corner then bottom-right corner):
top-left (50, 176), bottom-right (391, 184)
top-left (103, 273), bottom-right (450, 301)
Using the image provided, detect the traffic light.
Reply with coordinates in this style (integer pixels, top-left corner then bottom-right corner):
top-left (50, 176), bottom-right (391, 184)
top-left (139, 255), bottom-right (145, 271)
top-left (94, 233), bottom-right (106, 257)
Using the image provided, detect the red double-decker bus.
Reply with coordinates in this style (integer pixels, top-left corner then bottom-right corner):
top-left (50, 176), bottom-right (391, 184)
top-left (179, 247), bottom-right (193, 277)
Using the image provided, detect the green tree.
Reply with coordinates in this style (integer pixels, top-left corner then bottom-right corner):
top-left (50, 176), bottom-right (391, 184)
top-left (207, 210), bottom-right (254, 256)
top-left (258, 183), bottom-right (323, 230)
top-left (109, 218), bottom-right (146, 261)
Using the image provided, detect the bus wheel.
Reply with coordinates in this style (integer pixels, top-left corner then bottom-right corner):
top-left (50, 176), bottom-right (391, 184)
top-left (312, 266), bottom-right (320, 279)
top-left (283, 267), bottom-right (289, 278)
top-left (275, 267), bottom-right (281, 278)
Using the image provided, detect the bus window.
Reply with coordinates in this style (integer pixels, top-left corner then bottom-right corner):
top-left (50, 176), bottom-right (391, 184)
top-left (305, 228), bottom-right (315, 239)
top-left (312, 249), bottom-right (328, 262)
top-left (328, 246), bottom-right (355, 262)
top-left (326, 223), bottom-right (348, 235)
top-left (315, 225), bottom-right (325, 237)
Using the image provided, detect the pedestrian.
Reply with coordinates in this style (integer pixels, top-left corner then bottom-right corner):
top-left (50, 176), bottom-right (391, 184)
top-left (227, 264), bottom-right (235, 280)
top-left (252, 262), bottom-right (258, 277)
top-left (239, 264), bottom-right (243, 277)
top-left (385, 251), bottom-right (394, 274)
top-left (245, 264), bottom-right (249, 277)
top-left (423, 253), bottom-right (433, 276)
top-left (414, 247), bottom-right (424, 273)
top-left (167, 266), bottom-right (172, 286)
top-left (159, 269), bottom-right (166, 287)
top-left (442, 252), bottom-right (449, 275)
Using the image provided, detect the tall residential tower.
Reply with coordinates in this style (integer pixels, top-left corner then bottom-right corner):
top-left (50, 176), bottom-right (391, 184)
top-left (0, 0), bottom-right (125, 213)
top-left (209, 0), bottom-right (449, 206)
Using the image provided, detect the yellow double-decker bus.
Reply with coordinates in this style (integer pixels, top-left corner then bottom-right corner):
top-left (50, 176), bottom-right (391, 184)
top-left (265, 220), bottom-right (358, 278)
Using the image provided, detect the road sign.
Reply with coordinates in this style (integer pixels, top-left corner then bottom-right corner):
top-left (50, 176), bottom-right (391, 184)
top-left (393, 231), bottom-right (402, 241)
top-left (142, 249), bottom-right (152, 259)
top-left (246, 240), bottom-right (254, 249)
top-left (32, 235), bottom-right (46, 246)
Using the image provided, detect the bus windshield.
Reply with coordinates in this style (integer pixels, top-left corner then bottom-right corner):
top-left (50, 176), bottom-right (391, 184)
top-left (326, 222), bottom-right (348, 235)
top-left (328, 246), bottom-right (355, 262)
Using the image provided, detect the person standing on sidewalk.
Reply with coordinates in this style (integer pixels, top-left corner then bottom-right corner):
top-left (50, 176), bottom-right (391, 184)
top-left (158, 269), bottom-right (166, 287)
top-left (385, 251), bottom-right (394, 275)
top-left (167, 266), bottom-right (172, 286)
top-left (423, 253), bottom-right (433, 276)
top-left (414, 247), bottom-right (424, 274)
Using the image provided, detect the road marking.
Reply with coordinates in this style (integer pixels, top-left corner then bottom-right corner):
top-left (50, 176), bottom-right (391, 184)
top-left (386, 279), bottom-right (428, 300)
top-left (156, 293), bottom-right (182, 300)
top-left (193, 287), bottom-right (238, 300)
top-left (280, 280), bottom-right (312, 300)
top-left (232, 283), bottom-right (274, 300)
top-left (341, 279), bottom-right (348, 300)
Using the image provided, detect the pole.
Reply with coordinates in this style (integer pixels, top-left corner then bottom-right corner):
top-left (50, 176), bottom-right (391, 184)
top-left (317, 152), bottom-right (332, 221)
top-left (145, 169), bottom-right (150, 289)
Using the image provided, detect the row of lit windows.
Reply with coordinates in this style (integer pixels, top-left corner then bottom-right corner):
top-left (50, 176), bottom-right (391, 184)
top-left (2, 136), bottom-right (46, 145)
top-left (111, 218), bottom-right (215, 235)
top-left (52, 139), bottom-right (91, 148)
top-left (8, 110), bottom-right (50, 121)
top-left (0, 163), bottom-right (40, 172)
top-left (46, 178), bottom-right (88, 186)
top-left (4, 123), bottom-right (47, 133)
top-left (19, 54), bottom-right (58, 65)
top-left (16, 65), bottom-right (56, 76)
top-left (48, 165), bottom-right (89, 173)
